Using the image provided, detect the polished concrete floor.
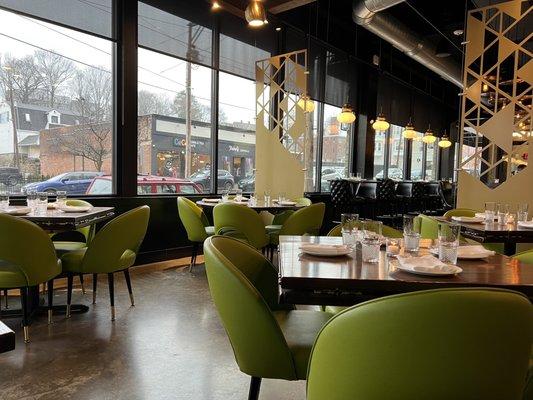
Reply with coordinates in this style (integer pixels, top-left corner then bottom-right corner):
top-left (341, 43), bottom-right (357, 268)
top-left (0, 262), bottom-right (306, 400)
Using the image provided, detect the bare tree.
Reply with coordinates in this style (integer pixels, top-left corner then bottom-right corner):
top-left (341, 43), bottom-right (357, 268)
top-left (70, 67), bottom-right (112, 123)
top-left (0, 54), bottom-right (44, 104)
top-left (138, 90), bottom-right (173, 116)
top-left (36, 50), bottom-right (75, 108)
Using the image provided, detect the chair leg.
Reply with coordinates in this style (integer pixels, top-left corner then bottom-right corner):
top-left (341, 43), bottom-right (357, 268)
top-left (20, 287), bottom-right (29, 343)
top-left (92, 274), bottom-right (98, 304)
top-left (47, 280), bottom-right (54, 324)
top-left (4, 289), bottom-right (8, 309)
top-left (108, 273), bottom-right (115, 321)
top-left (189, 243), bottom-right (198, 272)
top-left (79, 274), bottom-right (85, 294)
top-left (66, 274), bottom-right (73, 318)
top-left (123, 268), bottom-right (134, 306)
top-left (248, 377), bottom-right (262, 400)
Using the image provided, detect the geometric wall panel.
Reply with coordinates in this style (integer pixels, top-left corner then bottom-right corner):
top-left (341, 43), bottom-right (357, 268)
top-left (459, 0), bottom-right (532, 190)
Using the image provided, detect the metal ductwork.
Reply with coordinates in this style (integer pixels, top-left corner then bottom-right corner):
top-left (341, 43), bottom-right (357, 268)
top-left (353, 0), bottom-right (463, 87)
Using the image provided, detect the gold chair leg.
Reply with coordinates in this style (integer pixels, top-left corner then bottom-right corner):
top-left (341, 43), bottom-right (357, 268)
top-left (48, 309), bottom-right (53, 325)
top-left (23, 326), bottom-right (29, 343)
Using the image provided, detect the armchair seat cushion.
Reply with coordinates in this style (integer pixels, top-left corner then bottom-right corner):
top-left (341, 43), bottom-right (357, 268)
top-left (265, 224), bottom-right (282, 234)
top-left (274, 310), bottom-right (333, 380)
top-left (61, 249), bottom-right (136, 273)
top-left (53, 241), bottom-right (87, 256)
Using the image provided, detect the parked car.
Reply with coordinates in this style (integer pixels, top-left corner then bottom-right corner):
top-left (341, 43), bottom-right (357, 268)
top-left (375, 167), bottom-right (404, 180)
top-left (86, 175), bottom-right (202, 195)
top-left (0, 167), bottom-right (23, 186)
top-left (321, 168), bottom-right (343, 182)
top-left (238, 173), bottom-right (255, 192)
top-left (21, 171), bottom-right (103, 195)
top-left (189, 169), bottom-right (234, 192)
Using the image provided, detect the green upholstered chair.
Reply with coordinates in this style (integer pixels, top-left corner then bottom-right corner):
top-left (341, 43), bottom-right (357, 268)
top-left (443, 208), bottom-right (478, 218)
top-left (513, 250), bottom-right (533, 265)
top-left (414, 214), bottom-right (439, 239)
top-left (61, 205), bottom-right (150, 320)
top-left (213, 203), bottom-right (270, 250)
top-left (269, 203), bottom-right (326, 246)
top-left (0, 214), bottom-right (61, 342)
top-left (51, 199), bottom-right (94, 293)
top-left (307, 288), bottom-right (533, 400)
top-left (327, 222), bottom-right (402, 238)
top-left (203, 236), bottom-right (333, 400)
top-left (267, 198), bottom-right (313, 233)
top-left (177, 197), bottom-right (214, 271)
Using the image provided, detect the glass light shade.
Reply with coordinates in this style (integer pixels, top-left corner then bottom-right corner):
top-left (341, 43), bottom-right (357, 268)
top-left (245, 1), bottom-right (267, 27)
top-left (438, 137), bottom-right (452, 148)
top-left (372, 114), bottom-right (390, 131)
top-left (337, 104), bottom-right (356, 124)
top-left (297, 95), bottom-right (315, 113)
top-left (422, 128), bottom-right (437, 144)
top-left (402, 122), bottom-right (417, 139)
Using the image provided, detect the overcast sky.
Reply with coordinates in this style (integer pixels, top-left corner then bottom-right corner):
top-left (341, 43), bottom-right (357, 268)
top-left (0, 8), bottom-right (256, 123)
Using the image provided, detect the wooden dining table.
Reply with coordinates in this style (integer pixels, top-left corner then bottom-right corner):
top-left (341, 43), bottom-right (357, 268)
top-left (278, 235), bottom-right (533, 306)
top-left (435, 216), bottom-right (533, 255)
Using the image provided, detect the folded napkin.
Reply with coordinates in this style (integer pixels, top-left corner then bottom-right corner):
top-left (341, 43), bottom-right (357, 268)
top-left (300, 243), bottom-right (350, 255)
top-left (518, 221), bottom-right (533, 229)
top-left (457, 245), bottom-right (494, 257)
top-left (202, 198), bottom-right (220, 203)
top-left (475, 212), bottom-right (496, 220)
top-left (280, 201), bottom-right (296, 206)
top-left (451, 216), bottom-right (484, 223)
top-left (397, 255), bottom-right (457, 274)
top-left (3, 206), bottom-right (32, 215)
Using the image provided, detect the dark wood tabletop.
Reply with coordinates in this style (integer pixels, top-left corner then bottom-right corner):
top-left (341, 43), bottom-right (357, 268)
top-left (8, 206), bottom-right (115, 231)
top-left (196, 199), bottom-right (306, 211)
top-left (434, 216), bottom-right (533, 255)
top-left (278, 235), bottom-right (533, 306)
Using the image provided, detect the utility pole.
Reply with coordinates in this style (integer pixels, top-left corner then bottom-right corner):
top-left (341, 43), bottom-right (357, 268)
top-left (2, 65), bottom-right (20, 169)
top-left (184, 22), bottom-right (193, 179)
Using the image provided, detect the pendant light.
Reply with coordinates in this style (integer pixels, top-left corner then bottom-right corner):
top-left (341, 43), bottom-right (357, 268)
top-left (245, 0), bottom-right (267, 27)
top-left (298, 94), bottom-right (315, 113)
top-left (402, 118), bottom-right (417, 139)
top-left (438, 131), bottom-right (452, 148)
top-left (337, 103), bottom-right (356, 124)
top-left (422, 126), bottom-right (437, 144)
top-left (372, 108), bottom-right (390, 132)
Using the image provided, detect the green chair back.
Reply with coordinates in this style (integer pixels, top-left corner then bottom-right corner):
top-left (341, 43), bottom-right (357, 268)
top-left (307, 288), bottom-right (533, 400)
top-left (80, 206), bottom-right (150, 274)
top-left (327, 223), bottom-right (402, 238)
top-left (513, 250), bottom-right (533, 265)
top-left (414, 214), bottom-right (439, 239)
top-left (178, 197), bottom-right (209, 243)
top-left (204, 236), bottom-right (297, 380)
top-left (270, 199), bottom-right (311, 226)
top-left (443, 208), bottom-right (478, 218)
top-left (66, 199), bottom-right (94, 242)
top-left (0, 214), bottom-right (60, 286)
top-left (294, 197), bottom-right (312, 206)
top-left (213, 203), bottom-right (269, 249)
top-left (279, 203), bottom-right (325, 236)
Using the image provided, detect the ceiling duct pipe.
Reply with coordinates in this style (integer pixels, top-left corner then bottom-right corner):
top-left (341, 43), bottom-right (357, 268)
top-left (353, 0), bottom-right (463, 87)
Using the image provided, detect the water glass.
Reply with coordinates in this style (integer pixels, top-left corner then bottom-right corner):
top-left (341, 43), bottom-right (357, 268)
top-left (484, 202), bottom-right (496, 224)
top-left (0, 194), bottom-right (9, 211)
top-left (438, 223), bottom-right (460, 265)
top-left (26, 191), bottom-right (37, 210)
top-left (36, 192), bottom-right (48, 215)
top-left (497, 203), bottom-right (509, 225)
top-left (341, 213), bottom-right (359, 248)
top-left (278, 192), bottom-right (286, 204)
top-left (249, 193), bottom-right (257, 206)
top-left (361, 221), bottom-right (382, 263)
top-left (518, 203), bottom-right (529, 222)
top-left (386, 237), bottom-right (401, 257)
top-left (264, 191), bottom-right (271, 205)
top-left (56, 191), bottom-right (67, 208)
top-left (234, 189), bottom-right (243, 202)
top-left (403, 215), bottom-right (420, 253)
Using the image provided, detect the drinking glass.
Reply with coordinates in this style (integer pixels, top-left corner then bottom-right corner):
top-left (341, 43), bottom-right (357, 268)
top-left (0, 194), bottom-right (9, 211)
top-left (438, 223), bottom-right (460, 264)
top-left (484, 202), bottom-right (496, 224)
top-left (385, 237), bottom-right (401, 257)
top-left (278, 192), bottom-right (286, 204)
top-left (403, 215), bottom-right (420, 253)
top-left (221, 190), bottom-right (229, 203)
top-left (26, 190), bottom-right (37, 210)
top-left (356, 172), bottom-right (362, 180)
top-left (56, 191), bottom-right (67, 208)
top-left (264, 191), bottom-right (271, 205)
top-left (518, 203), bottom-right (529, 222)
top-left (235, 189), bottom-right (243, 202)
top-left (361, 220), bottom-right (382, 263)
top-left (341, 213), bottom-right (359, 248)
top-left (249, 192), bottom-right (257, 206)
top-left (497, 203), bottom-right (509, 225)
top-left (36, 192), bottom-right (48, 215)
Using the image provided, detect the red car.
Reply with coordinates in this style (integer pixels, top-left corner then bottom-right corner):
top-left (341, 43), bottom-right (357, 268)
top-left (86, 175), bottom-right (202, 195)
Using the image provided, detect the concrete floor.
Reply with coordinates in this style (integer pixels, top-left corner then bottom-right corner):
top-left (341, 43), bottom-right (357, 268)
top-left (0, 263), bottom-right (306, 400)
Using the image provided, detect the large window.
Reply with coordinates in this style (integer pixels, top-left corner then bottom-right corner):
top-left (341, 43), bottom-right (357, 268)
top-left (410, 136), bottom-right (424, 180)
top-left (218, 72), bottom-right (256, 193)
top-left (425, 142), bottom-right (438, 180)
top-left (0, 4), bottom-right (114, 196)
top-left (321, 104), bottom-right (351, 191)
top-left (388, 125), bottom-right (405, 180)
top-left (373, 133), bottom-right (386, 179)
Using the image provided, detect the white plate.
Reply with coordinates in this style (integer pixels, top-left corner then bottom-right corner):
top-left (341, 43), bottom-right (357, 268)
top-left (202, 198), bottom-right (220, 203)
top-left (429, 247), bottom-right (493, 260)
top-left (451, 216), bottom-right (485, 223)
top-left (300, 245), bottom-right (352, 257)
top-left (280, 201), bottom-right (297, 206)
top-left (2, 207), bottom-right (31, 216)
top-left (59, 206), bottom-right (92, 213)
top-left (475, 212), bottom-right (497, 220)
top-left (518, 221), bottom-right (533, 229)
top-left (393, 260), bottom-right (462, 276)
